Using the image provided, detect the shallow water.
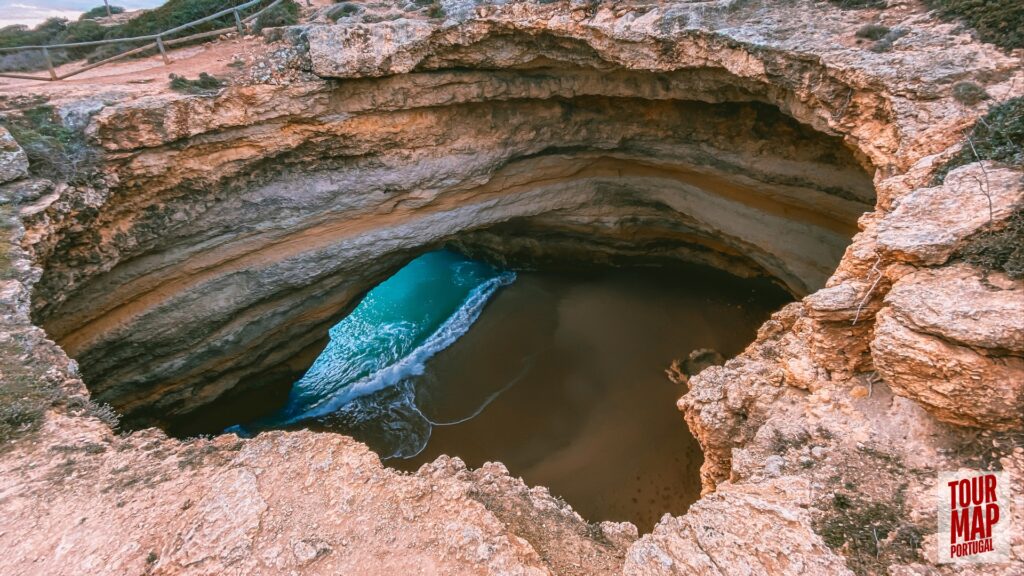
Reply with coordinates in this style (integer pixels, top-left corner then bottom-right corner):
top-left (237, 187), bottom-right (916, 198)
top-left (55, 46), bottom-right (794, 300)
top-left (231, 250), bottom-right (514, 437)
top-left (383, 263), bottom-right (790, 531)
top-left (211, 251), bottom-right (788, 531)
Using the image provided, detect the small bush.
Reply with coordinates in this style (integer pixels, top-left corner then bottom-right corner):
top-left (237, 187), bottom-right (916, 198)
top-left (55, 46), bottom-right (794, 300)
top-left (864, 27), bottom-right (908, 52)
top-left (815, 489), bottom-right (923, 575)
top-left (856, 24), bottom-right (890, 40)
top-left (63, 20), bottom-right (109, 59)
top-left (113, 0), bottom-right (239, 38)
top-left (427, 1), bottom-right (445, 19)
top-left (79, 5), bottom-right (126, 20)
top-left (253, 0), bottom-right (300, 32)
top-left (934, 96), bottom-right (1024, 183)
top-left (0, 338), bottom-right (61, 448)
top-left (168, 72), bottom-right (225, 94)
top-left (955, 204), bottom-right (1024, 279)
top-left (0, 50), bottom-right (57, 72)
top-left (0, 19), bottom-right (72, 72)
top-left (88, 401), bottom-right (121, 429)
top-left (924, 0), bottom-right (1024, 50)
top-left (951, 81), bottom-right (989, 105)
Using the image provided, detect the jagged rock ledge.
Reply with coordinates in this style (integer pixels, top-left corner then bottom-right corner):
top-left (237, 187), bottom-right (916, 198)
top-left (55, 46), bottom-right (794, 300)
top-left (1, 1), bottom-right (1022, 574)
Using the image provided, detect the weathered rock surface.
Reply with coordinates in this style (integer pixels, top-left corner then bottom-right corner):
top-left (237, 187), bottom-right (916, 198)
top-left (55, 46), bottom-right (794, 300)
top-left (0, 126), bottom-right (28, 184)
top-left (871, 265), bottom-right (1024, 430)
top-left (876, 163), bottom-right (1024, 265)
top-left (0, 421), bottom-right (631, 575)
top-left (884, 264), bottom-right (1024, 354)
top-left (33, 72), bottom-right (876, 424)
top-left (624, 477), bottom-right (854, 576)
top-left (1, 0), bottom-right (1023, 575)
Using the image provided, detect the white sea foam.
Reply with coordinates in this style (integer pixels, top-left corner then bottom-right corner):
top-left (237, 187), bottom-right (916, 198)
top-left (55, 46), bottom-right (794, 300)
top-left (280, 271), bottom-right (516, 426)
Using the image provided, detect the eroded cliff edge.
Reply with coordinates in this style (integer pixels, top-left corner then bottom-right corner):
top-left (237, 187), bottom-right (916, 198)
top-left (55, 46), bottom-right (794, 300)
top-left (0, 1), bottom-right (1022, 574)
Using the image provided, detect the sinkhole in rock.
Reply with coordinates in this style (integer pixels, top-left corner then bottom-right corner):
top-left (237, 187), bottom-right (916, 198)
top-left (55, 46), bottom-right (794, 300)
top-left (31, 91), bottom-right (875, 532)
top-left (171, 249), bottom-right (791, 531)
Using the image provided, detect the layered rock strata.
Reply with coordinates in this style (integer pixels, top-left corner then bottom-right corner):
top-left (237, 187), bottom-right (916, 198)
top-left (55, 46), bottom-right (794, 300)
top-left (29, 61), bottom-right (878, 425)
top-left (1, 1), bottom-right (1023, 575)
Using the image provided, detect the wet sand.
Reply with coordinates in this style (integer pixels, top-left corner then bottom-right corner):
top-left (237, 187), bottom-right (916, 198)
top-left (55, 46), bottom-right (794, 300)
top-left (391, 264), bottom-right (790, 532)
top-left (173, 261), bottom-right (789, 531)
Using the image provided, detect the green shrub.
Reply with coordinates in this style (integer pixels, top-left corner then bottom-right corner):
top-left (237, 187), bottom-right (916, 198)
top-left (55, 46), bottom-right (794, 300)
top-left (0, 49), bottom-right (66, 72)
top-left (0, 337), bottom-right (60, 448)
top-left (951, 81), bottom-right (989, 105)
top-left (923, 0), bottom-right (1024, 50)
top-left (855, 24), bottom-right (890, 40)
top-left (1, 105), bottom-right (96, 181)
top-left (253, 0), bottom-right (300, 32)
top-left (32, 16), bottom-right (69, 39)
top-left (169, 72), bottom-right (225, 94)
top-left (934, 96), bottom-right (1024, 182)
top-left (0, 18), bottom-right (68, 49)
top-left (79, 5), bottom-right (127, 20)
top-left (62, 20), bottom-right (109, 59)
top-left (955, 205), bottom-right (1024, 279)
top-left (112, 0), bottom-right (240, 38)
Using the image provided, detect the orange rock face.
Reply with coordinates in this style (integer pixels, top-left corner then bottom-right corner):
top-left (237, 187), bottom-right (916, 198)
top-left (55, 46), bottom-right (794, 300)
top-left (1, 1), bottom-right (1022, 575)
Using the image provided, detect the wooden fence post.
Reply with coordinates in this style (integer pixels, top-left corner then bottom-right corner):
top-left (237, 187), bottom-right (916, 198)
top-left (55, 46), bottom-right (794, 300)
top-left (41, 47), bottom-right (57, 80)
top-left (234, 10), bottom-right (245, 36)
top-left (155, 35), bottom-right (171, 65)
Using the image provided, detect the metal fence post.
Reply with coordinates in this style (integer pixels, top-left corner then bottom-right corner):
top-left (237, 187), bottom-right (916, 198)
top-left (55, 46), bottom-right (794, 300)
top-left (41, 46), bottom-right (57, 80)
top-left (155, 35), bottom-right (171, 65)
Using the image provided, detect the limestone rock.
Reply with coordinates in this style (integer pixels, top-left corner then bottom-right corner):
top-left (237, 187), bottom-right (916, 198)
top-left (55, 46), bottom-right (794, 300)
top-left (2, 1), bottom-right (1024, 575)
top-left (306, 20), bottom-right (435, 78)
top-left (885, 264), bottom-right (1024, 353)
top-left (624, 477), bottom-right (853, 576)
top-left (872, 308), bottom-right (1024, 430)
top-left (679, 355), bottom-right (786, 492)
top-left (871, 264), bottom-right (1024, 431)
top-left (876, 163), bottom-right (1024, 266)
top-left (0, 127), bottom-right (28, 184)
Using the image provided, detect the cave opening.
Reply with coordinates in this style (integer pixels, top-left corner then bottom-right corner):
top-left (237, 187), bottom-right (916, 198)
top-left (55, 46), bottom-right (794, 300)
top-left (161, 246), bottom-right (792, 532)
top-left (32, 89), bottom-right (875, 532)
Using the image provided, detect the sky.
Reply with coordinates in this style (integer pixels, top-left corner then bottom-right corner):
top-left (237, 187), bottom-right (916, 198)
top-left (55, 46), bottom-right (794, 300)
top-left (0, 0), bottom-right (164, 28)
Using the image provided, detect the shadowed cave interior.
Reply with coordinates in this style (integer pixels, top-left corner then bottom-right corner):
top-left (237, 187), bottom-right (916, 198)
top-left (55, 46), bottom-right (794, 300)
top-left (34, 94), bottom-right (876, 532)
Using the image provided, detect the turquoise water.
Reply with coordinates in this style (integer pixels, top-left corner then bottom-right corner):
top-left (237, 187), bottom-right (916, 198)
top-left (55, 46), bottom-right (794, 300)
top-left (207, 252), bottom-right (790, 529)
top-left (230, 250), bottom-right (515, 446)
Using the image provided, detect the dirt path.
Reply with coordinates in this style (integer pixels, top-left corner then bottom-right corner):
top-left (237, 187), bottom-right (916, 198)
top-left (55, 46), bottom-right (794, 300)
top-left (0, 34), bottom-right (268, 105)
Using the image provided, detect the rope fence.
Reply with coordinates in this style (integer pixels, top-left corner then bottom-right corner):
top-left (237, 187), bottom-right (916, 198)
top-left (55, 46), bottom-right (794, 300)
top-left (0, 0), bottom-right (283, 81)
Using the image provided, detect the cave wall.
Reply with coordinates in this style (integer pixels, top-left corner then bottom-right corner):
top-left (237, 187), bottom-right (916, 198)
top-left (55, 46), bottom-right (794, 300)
top-left (22, 31), bottom-right (885, 424)
top-left (3, 2), bottom-right (1022, 574)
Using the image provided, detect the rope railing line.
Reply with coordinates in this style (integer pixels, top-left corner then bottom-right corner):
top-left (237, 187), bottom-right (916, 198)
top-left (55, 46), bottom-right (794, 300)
top-left (0, 0), bottom-right (264, 51)
top-left (0, 0), bottom-right (283, 82)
